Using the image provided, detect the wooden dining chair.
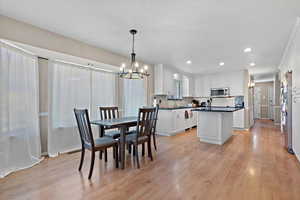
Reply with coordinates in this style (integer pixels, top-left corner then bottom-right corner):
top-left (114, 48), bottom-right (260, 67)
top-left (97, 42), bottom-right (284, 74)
top-left (126, 107), bottom-right (156, 168)
top-left (152, 105), bottom-right (159, 151)
top-left (99, 106), bottom-right (121, 138)
top-left (74, 109), bottom-right (119, 179)
top-left (99, 106), bottom-right (135, 158)
top-left (98, 106), bottom-right (120, 161)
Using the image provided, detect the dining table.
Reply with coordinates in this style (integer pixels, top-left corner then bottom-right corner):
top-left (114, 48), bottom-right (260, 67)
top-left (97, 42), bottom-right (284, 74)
top-left (90, 116), bottom-right (137, 169)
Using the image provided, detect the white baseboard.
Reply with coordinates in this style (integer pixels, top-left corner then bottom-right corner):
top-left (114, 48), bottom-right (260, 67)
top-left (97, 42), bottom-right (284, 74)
top-left (233, 127), bottom-right (247, 130)
top-left (41, 152), bottom-right (48, 156)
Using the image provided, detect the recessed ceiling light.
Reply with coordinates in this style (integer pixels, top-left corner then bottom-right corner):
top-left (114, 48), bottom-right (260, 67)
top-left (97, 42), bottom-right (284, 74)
top-left (250, 62), bottom-right (256, 66)
top-left (244, 48), bottom-right (252, 53)
top-left (219, 62), bottom-right (225, 66)
top-left (186, 60), bottom-right (192, 64)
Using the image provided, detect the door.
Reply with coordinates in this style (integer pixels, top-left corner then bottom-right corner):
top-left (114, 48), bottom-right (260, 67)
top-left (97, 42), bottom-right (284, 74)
top-left (254, 83), bottom-right (274, 119)
top-left (254, 87), bottom-right (261, 119)
top-left (260, 86), bottom-right (269, 119)
top-left (268, 86), bottom-right (274, 120)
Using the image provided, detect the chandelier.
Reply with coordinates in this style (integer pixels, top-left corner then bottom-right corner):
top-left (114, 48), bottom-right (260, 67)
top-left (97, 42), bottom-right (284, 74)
top-left (119, 29), bottom-right (150, 79)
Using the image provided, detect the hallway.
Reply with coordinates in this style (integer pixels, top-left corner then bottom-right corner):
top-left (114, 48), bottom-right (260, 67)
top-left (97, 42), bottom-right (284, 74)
top-left (0, 120), bottom-right (300, 200)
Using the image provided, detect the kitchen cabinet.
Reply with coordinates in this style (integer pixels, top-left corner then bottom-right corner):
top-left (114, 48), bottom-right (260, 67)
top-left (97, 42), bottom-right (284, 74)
top-left (194, 76), bottom-right (210, 97)
top-left (182, 75), bottom-right (194, 97)
top-left (154, 64), bottom-right (164, 95)
top-left (194, 70), bottom-right (245, 97)
top-left (156, 108), bottom-right (197, 136)
top-left (233, 108), bottom-right (244, 128)
top-left (154, 64), bottom-right (175, 96)
top-left (154, 64), bottom-right (194, 97)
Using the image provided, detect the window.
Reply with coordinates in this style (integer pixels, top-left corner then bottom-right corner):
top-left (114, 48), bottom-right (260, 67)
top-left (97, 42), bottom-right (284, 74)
top-left (48, 61), bottom-right (116, 156)
top-left (123, 79), bottom-right (146, 117)
top-left (0, 44), bottom-right (41, 177)
top-left (91, 70), bottom-right (116, 119)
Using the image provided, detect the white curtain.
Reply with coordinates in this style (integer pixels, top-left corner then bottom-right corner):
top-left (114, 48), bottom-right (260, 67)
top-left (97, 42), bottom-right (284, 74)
top-left (91, 71), bottom-right (116, 120)
top-left (48, 61), bottom-right (116, 156)
top-left (0, 44), bottom-right (42, 178)
top-left (123, 79), bottom-right (146, 117)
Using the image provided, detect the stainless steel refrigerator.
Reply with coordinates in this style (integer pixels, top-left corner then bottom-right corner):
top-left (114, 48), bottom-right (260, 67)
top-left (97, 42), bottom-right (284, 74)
top-left (281, 72), bottom-right (294, 154)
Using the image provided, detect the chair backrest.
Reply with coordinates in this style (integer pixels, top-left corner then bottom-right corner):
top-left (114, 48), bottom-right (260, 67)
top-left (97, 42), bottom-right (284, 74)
top-left (99, 106), bottom-right (119, 120)
top-left (99, 106), bottom-right (119, 130)
top-left (136, 107), bottom-right (156, 139)
top-left (152, 105), bottom-right (159, 134)
top-left (74, 109), bottom-right (94, 148)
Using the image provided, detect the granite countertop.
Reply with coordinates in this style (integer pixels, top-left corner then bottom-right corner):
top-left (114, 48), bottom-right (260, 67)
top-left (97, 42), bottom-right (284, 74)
top-left (192, 106), bottom-right (244, 112)
top-left (159, 106), bottom-right (201, 110)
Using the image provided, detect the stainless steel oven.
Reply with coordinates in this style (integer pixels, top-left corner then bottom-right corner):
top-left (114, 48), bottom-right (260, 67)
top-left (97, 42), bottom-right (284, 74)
top-left (210, 88), bottom-right (230, 97)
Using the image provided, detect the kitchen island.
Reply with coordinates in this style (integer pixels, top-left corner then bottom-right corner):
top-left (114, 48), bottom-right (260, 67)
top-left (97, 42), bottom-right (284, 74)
top-left (192, 107), bottom-right (243, 145)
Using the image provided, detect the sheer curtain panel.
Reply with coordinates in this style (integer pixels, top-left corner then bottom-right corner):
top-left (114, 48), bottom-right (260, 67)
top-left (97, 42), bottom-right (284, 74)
top-left (91, 71), bottom-right (116, 120)
top-left (0, 44), bottom-right (42, 178)
top-left (48, 61), bottom-right (117, 156)
top-left (123, 79), bottom-right (146, 117)
top-left (48, 61), bottom-right (91, 157)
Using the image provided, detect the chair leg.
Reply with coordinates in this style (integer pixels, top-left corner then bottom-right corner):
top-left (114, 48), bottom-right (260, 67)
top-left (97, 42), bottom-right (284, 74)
top-left (128, 143), bottom-right (132, 154)
top-left (78, 147), bottom-right (85, 171)
top-left (142, 143), bottom-right (145, 157)
top-left (113, 146), bottom-right (115, 160)
top-left (135, 145), bottom-right (140, 168)
top-left (88, 151), bottom-right (95, 179)
top-left (113, 146), bottom-right (116, 159)
top-left (115, 145), bottom-right (119, 168)
top-left (104, 149), bottom-right (108, 162)
top-left (133, 144), bottom-right (136, 156)
top-left (99, 150), bottom-right (103, 160)
top-left (99, 126), bottom-right (104, 159)
top-left (153, 133), bottom-right (157, 151)
top-left (147, 140), bottom-right (153, 161)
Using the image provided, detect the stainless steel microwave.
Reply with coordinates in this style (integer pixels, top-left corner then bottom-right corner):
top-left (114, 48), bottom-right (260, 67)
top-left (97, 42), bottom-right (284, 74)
top-left (210, 88), bottom-right (230, 97)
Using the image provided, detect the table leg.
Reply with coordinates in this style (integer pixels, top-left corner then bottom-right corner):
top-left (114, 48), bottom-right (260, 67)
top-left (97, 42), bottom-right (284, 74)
top-left (120, 126), bottom-right (126, 169)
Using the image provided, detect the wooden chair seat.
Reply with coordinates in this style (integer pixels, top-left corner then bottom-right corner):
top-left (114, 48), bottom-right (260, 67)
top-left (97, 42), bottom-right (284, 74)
top-left (105, 129), bottom-right (135, 139)
top-left (126, 133), bottom-right (148, 144)
top-left (83, 136), bottom-right (118, 150)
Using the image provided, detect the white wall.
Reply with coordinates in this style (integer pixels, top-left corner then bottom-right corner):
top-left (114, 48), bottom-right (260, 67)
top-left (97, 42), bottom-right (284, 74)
top-left (279, 17), bottom-right (300, 162)
top-left (0, 15), bottom-right (155, 106)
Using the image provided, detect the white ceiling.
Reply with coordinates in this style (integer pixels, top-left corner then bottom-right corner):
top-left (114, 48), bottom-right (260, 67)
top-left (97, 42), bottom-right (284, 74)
top-left (1, 0), bottom-right (300, 75)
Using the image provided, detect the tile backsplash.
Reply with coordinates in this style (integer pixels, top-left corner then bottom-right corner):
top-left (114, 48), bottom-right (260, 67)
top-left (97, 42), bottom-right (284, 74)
top-left (154, 96), bottom-right (193, 108)
top-left (154, 95), bottom-right (237, 107)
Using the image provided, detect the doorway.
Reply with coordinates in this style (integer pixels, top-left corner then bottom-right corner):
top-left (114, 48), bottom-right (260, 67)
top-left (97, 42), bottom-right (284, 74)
top-left (254, 82), bottom-right (274, 120)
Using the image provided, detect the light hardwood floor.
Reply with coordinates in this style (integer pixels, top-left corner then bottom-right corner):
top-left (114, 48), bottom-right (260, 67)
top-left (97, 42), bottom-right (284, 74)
top-left (1, 120), bottom-right (300, 200)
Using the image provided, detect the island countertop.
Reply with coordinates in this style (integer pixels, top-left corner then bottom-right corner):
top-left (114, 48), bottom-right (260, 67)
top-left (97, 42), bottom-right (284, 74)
top-left (192, 106), bottom-right (244, 112)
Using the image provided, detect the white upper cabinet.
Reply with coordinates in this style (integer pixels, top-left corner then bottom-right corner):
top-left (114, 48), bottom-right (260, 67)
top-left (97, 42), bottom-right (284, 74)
top-left (154, 64), bottom-right (165, 95)
top-left (164, 68), bottom-right (175, 96)
top-left (154, 64), bottom-right (194, 97)
top-left (154, 64), bottom-right (176, 96)
top-left (194, 70), bottom-right (246, 97)
top-left (182, 75), bottom-right (194, 97)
